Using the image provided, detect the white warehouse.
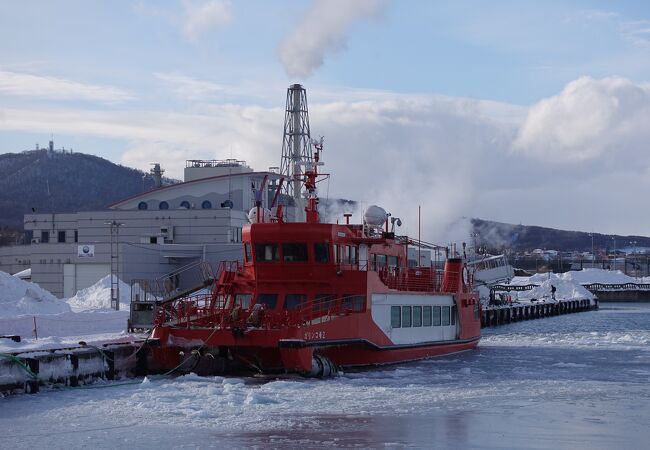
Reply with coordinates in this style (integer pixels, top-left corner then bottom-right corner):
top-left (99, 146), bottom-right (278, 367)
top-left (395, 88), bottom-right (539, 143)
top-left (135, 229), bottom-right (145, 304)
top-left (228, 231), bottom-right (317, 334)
top-left (0, 159), bottom-right (283, 298)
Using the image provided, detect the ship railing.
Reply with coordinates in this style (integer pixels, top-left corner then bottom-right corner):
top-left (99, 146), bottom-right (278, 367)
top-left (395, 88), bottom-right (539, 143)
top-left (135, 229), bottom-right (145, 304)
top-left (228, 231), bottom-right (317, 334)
top-left (378, 267), bottom-right (444, 292)
top-left (153, 292), bottom-right (360, 330)
top-left (153, 260), bottom-right (241, 327)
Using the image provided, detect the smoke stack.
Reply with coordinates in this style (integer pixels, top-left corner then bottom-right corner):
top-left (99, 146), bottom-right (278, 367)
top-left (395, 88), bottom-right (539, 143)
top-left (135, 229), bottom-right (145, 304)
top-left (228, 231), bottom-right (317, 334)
top-left (150, 163), bottom-right (164, 188)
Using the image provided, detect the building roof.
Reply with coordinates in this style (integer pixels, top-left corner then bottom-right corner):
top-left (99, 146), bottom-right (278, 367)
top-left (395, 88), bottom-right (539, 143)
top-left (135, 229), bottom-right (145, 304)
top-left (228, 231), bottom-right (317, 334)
top-left (108, 171), bottom-right (282, 209)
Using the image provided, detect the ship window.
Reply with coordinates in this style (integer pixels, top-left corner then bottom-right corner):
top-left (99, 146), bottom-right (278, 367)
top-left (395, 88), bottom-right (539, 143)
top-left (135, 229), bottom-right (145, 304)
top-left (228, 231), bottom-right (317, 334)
top-left (341, 246), bottom-right (350, 264)
top-left (342, 295), bottom-right (365, 312)
top-left (375, 254), bottom-right (387, 269)
top-left (180, 200), bottom-right (190, 209)
top-left (313, 294), bottom-right (336, 312)
top-left (282, 243), bottom-right (308, 262)
top-left (413, 306), bottom-right (422, 327)
top-left (284, 294), bottom-right (307, 310)
top-left (314, 242), bottom-right (330, 263)
top-left (235, 294), bottom-right (252, 309)
top-left (138, 201), bottom-right (148, 210)
top-left (388, 256), bottom-right (398, 268)
top-left (391, 306), bottom-right (401, 328)
top-left (474, 303), bottom-right (479, 320)
top-left (244, 243), bottom-right (252, 262)
top-left (433, 306), bottom-right (441, 326)
top-left (159, 201), bottom-right (169, 210)
top-left (40, 231), bottom-right (49, 243)
top-left (333, 245), bottom-right (340, 263)
top-left (423, 306), bottom-right (432, 326)
top-left (349, 246), bottom-right (358, 265)
top-left (451, 305), bottom-right (456, 325)
top-left (257, 294), bottom-right (278, 310)
top-left (57, 231), bottom-right (66, 243)
top-left (442, 306), bottom-right (451, 326)
top-left (402, 306), bottom-right (412, 327)
top-left (255, 243), bottom-right (279, 261)
top-left (202, 200), bottom-right (212, 209)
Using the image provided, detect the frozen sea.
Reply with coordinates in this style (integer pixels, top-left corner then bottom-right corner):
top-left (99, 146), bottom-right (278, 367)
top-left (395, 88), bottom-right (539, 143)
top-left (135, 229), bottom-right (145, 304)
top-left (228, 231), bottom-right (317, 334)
top-left (2, 303), bottom-right (649, 450)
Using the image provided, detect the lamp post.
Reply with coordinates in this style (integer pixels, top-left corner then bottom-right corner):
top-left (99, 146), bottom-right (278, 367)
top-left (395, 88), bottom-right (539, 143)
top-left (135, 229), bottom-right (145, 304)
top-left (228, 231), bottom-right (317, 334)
top-left (470, 232), bottom-right (480, 258)
top-left (631, 240), bottom-right (638, 279)
top-left (589, 232), bottom-right (595, 268)
top-left (105, 220), bottom-right (124, 311)
top-left (611, 236), bottom-right (616, 271)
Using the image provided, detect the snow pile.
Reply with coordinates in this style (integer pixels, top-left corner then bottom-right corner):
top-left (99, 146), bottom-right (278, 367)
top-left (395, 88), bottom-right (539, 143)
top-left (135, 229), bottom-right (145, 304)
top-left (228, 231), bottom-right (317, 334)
top-left (517, 277), bottom-right (595, 304)
top-left (512, 268), bottom-right (647, 286)
top-left (67, 275), bottom-right (131, 312)
top-left (0, 270), bottom-right (70, 317)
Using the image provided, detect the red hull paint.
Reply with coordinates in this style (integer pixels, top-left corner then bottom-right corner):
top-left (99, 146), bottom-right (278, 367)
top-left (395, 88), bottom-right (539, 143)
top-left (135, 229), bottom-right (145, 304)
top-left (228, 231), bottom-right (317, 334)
top-left (149, 139), bottom-right (481, 376)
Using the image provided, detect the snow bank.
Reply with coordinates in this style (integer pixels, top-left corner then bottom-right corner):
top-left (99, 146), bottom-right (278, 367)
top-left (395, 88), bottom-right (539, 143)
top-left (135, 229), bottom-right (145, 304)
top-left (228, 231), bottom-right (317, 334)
top-left (517, 278), bottom-right (595, 304)
top-left (67, 275), bottom-right (131, 312)
top-left (513, 268), bottom-right (648, 286)
top-left (0, 270), bottom-right (70, 317)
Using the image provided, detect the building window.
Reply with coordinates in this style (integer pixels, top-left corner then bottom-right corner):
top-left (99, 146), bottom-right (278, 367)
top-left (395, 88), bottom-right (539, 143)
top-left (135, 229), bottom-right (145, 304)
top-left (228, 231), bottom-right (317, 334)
top-left (159, 201), bottom-right (169, 210)
top-left (442, 306), bottom-right (451, 326)
top-left (202, 200), bottom-right (212, 209)
top-left (40, 231), bottom-right (49, 243)
top-left (413, 306), bottom-right (422, 327)
top-left (391, 305), bottom-right (401, 328)
top-left (433, 306), bottom-right (441, 326)
top-left (314, 242), bottom-right (330, 263)
top-left (74, 230), bottom-right (78, 243)
top-left (342, 295), bottom-right (365, 312)
top-left (244, 242), bottom-right (252, 262)
top-left (282, 243), bottom-right (308, 262)
top-left (255, 243), bottom-right (279, 261)
top-left (150, 236), bottom-right (157, 244)
top-left (402, 306), bottom-right (412, 327)
top-left (423, 306), bottom-right (432, 326)
top-left (138, 201), bottom-right (148, 210)
top-left (57, 231), bottom-right (66, 243)
top-left (257, 293), bottom-right (278, 310)
top-left (180, 201), bottom-right (190, 209)
top-left (284, 294), bottom-right (307, 310)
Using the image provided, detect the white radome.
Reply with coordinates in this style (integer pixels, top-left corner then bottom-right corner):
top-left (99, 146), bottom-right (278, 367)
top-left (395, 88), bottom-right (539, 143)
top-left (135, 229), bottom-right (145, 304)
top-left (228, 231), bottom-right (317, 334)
top-left (364, 205), bottom-right (387, 226)
top-left (248, 207), bottom-right (272, 223)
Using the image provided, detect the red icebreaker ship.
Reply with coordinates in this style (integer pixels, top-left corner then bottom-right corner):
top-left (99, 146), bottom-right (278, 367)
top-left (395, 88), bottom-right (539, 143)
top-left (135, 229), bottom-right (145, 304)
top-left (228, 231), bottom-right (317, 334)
top-left (150, 145), bottom-right (481, 377)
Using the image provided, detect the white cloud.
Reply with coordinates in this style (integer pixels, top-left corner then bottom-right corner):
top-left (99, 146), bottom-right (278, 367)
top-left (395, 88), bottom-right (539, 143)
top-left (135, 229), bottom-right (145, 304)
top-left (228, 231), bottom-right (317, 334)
top-left (513, 76), bottom-right (650, 162)
top-left (620, 20), bottom-right (650, 47)
top-left (181, 0), bottom-right (232, 41)
top-left (4, 77), bottom-right (650, 236)
top-left (278, 0), bottom-right (387, 78)
top-left (155, 72), bottom-right (225, 100)
top-left (0, 70), bottom-right (134, 104)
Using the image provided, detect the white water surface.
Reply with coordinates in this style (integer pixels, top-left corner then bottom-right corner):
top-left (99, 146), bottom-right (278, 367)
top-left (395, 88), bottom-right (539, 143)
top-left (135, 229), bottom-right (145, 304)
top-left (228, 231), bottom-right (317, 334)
top-left (1, 303), bottom-right (649, 449)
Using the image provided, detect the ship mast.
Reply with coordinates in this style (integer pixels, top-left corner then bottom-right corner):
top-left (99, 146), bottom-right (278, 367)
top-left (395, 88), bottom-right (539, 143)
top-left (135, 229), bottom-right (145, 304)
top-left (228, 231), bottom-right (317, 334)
top-left (280, 84), bottom-right (312, 222)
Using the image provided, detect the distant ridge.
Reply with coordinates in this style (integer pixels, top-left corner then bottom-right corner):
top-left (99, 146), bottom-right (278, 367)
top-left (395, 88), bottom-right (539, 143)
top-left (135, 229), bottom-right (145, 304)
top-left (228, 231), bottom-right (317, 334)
top-left (472, 218), bottom-right (650, 253)
top-left (0, 149), bottom-right (647, 252)
top-left (0, 149), bottom-right (173, 229)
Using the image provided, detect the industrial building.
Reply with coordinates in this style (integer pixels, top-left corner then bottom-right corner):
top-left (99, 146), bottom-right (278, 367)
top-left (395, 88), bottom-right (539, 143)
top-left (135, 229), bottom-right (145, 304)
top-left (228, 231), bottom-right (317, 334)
top-left (0, 159), bottom-right (282, 298)
top-left (0, 84), bottom-right (317, 301)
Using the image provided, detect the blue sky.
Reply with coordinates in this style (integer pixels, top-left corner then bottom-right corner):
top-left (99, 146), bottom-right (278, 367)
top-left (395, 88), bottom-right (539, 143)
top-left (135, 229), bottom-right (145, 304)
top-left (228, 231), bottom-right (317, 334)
top-left (2, 1), bottom-right (650, 238)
